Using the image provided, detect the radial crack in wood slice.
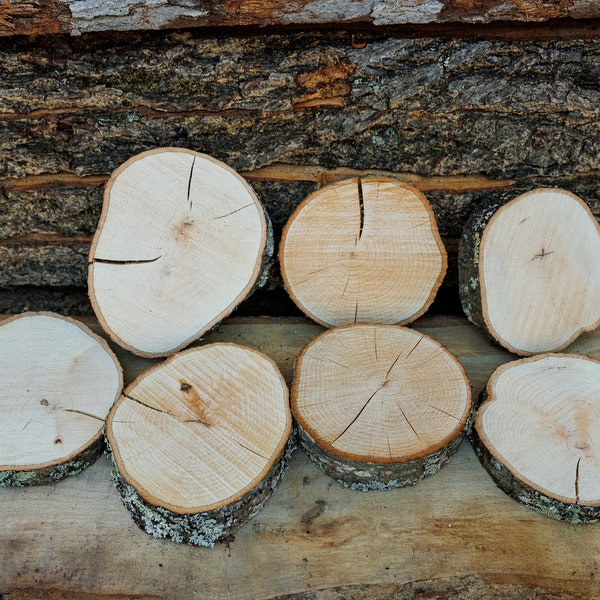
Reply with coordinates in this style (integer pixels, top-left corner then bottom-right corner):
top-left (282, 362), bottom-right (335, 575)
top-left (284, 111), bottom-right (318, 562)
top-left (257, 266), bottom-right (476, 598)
top-left (459, 188), bottom-right (600, 356)
top-left (0, 312), bottom-right (123, 486)
top-left (105, 342), bottom-right (292, 547)
top-left (279, 177), bottom-right (447, 328)
top-left (471, 353), bottom-right (600, 523)
top-left (291, 324), bottom-right (472, 490)
top-left (88, 147), bottom-right (272, 358)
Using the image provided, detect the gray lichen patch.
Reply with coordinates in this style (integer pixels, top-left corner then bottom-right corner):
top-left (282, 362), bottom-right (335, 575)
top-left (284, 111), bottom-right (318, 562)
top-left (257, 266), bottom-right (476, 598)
top-left (470, 425), bottom-right (600, 524)
top-left (0, 438), bottom-right (104, 486)
top-left (106, 434), bottom-right (296, 547)
top-left (297, 424), bottom-right (465, 491)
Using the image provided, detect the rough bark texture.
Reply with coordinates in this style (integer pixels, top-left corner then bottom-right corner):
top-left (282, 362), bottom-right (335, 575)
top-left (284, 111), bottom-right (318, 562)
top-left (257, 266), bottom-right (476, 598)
top-left (0, 433), bottom-right (103, 486)
top-left (1, 1), bottom-right (599, 37)
top-left (470, 421), bottom-right (600, 524)
top-left (296, 423), bottom-right (467, 491)
top-left (0, 30), bottom-right (598, 314)
top-left (108, 435), bottom-right (297, 548)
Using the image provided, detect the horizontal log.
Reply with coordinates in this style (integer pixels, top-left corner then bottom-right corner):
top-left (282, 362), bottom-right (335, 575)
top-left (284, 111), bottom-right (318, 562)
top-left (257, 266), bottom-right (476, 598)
top-left (1, 0), bottom-right (600, 37)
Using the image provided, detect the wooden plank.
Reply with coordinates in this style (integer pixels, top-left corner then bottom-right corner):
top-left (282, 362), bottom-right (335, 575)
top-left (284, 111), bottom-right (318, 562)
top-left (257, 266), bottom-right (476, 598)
top-left (1, 315), bottom-right (599, 599)
top-left (1, 0), bottom-right (600, 37)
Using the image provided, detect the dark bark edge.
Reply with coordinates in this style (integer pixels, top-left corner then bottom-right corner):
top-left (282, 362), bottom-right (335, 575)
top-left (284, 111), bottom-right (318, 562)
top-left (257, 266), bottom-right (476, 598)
top-left (296, 422), bottom-right (468, 491)
top-left (0, 436), bottom-right (104, 486)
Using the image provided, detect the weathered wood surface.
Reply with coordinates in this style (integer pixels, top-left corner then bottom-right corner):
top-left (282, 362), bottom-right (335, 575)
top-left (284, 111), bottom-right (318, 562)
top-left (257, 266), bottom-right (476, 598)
top-left (0, 31), bottom-right (598, 313)
top-left (1, 0), bottom-right (600, 37)
top-left (1, 315), bottom-right (600, 599)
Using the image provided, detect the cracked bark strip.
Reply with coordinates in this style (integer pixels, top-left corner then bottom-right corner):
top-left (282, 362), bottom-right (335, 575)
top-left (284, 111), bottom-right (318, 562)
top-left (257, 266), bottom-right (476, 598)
top-left (0, 312), bottom-right (122, 486)
top-left (458, 187), bottom-right (600, 356)
top-left (291, 324), bottom-right (472, 490)
top-left (105, 342), bottom-right (293, 546)
top-left (471, 354), bottom-right (600, 523)
top-left (88, 147), bottom-right (272, 358)
top-left (280, 177), bottom-right (447, 328)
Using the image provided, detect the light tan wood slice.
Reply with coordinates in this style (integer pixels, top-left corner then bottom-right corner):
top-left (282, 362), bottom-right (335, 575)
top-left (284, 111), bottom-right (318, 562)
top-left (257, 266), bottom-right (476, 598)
top-left (472, 353), bottom-right (600, 523)
top-left (106, 342), bottom-right (292, 546)
top-left (88, 147), bottom-right (271, 358)
top-left (459, 188), bottom-right (600, 355)
top-left (292, 323), bottom-right (472, 489)
top-left (279, 177), bottom-right (447, 328)
top-left (0, 312), bottom-right (122, 486)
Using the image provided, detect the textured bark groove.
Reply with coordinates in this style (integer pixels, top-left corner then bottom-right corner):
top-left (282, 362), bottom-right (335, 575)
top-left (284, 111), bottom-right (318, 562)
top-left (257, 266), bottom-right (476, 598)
top-left (1, 0), bottom-right (600, 37)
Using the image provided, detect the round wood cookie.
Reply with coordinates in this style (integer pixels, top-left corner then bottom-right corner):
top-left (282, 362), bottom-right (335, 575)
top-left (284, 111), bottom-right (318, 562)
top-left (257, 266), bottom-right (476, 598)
top-left (0, 312), bottom-right (122, 486)
top-left (280, 177), bottom-right (447, 328)
top-left (89, 147), bottom-right (272, 358)
top-left (106, 342), bottom-right (292, 546)
top-left (291, 324), bottom-right (472, 490)
top-left (472, 353), bottom-right (600, 523)
top-left (459, 187), bottom-right (600, 355)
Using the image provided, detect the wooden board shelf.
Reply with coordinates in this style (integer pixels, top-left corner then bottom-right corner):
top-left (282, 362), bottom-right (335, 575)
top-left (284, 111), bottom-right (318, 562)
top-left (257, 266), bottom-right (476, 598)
top-left (1, 315), bottom-right (599, 599)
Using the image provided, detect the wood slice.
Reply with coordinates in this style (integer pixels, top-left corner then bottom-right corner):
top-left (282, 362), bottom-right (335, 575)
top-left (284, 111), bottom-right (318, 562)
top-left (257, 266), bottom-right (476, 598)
top-left (0, 312), bottom-right (123, 486)
top-left (459, 188), bottom-right (600, 355)
top-left (105, 342), bottom-right (292, 547)
top-left (291, 324), bottom-right (472, 490)
top-left (279, 177), bottom-right (447, 328)
top-left (471, 353), bottom-right (600, 523)
top-left (88, 147), bottom-right (272, 358)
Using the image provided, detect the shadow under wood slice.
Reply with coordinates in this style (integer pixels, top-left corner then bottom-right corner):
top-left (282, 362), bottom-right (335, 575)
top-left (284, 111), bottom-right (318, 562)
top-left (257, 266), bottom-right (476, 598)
top-left (0, 312), bottom-right (123, 486)
top-left (458, 187), bottom-right (600, 356)
top-left (105, 342), bottom-right (292, 547)
top-left (280, 177), bottom-right (447, 329)
top-left (291, 324), bottom-right (472, 490)
top-left (472, 353), bottom-right (600, 523)
top-left (88, 147), bottom-right (272, 358)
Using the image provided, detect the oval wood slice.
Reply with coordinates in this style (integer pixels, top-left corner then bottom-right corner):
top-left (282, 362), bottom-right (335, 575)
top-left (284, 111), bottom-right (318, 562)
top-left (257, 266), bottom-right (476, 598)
top-left (0, 312), bottom-right (123, 486)
top-left (105, 343), bottom-right (292, 547)
top-left (291, 324), bottom-right (472, 490)
top-left (88, 147), bottom-right (271, 358)
top-left (459, 188), bottom-right (600, 355)
top-left (472, 353), bottom-right (600, 523)
top-left (280, 177), bottom-right (447, 328)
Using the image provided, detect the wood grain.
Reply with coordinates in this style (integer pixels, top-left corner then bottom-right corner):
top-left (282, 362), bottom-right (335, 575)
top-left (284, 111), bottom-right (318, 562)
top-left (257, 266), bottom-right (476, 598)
top-left (1, 315), bottom-right (599, 598)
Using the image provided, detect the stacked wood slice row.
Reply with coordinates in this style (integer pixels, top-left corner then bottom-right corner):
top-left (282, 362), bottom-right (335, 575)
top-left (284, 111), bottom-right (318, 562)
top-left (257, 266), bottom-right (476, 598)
top-left (281, 177), bottom-right (472, 489)
top-left (459, 187), bottom-right (600, 521)
top-left (0, 148), bottom-right (292, 547)
top-left (0, 312), bottom-right (122, 486)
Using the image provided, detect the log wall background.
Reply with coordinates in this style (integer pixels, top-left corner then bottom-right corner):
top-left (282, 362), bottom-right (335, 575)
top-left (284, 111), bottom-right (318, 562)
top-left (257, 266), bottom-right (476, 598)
top-left (0, 4), bottom-right (599, 316)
